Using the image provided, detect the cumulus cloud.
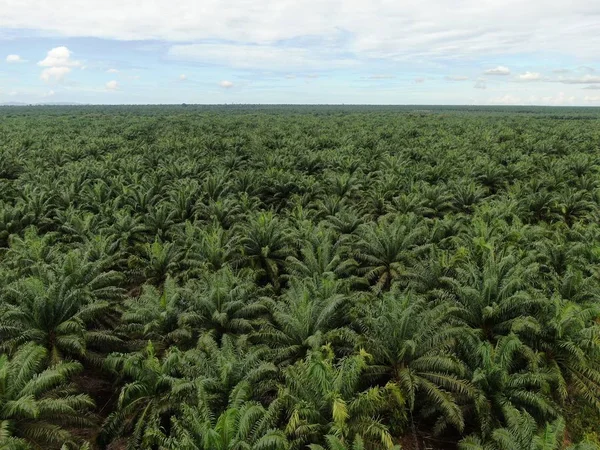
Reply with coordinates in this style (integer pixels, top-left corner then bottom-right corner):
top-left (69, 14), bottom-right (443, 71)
top-left (6, 54), bottom-right (25, 63)
top-left (40, 66), bottom-right (71, 82)
top-left (474, 80), bottom-right (486, 89)
top-left (38, 46), bottom-right (80, 67)
top-left (105, 80), bottom-right (119, 90)
top-left (43, 90), bottom-right (55, 97)
top-left (445, 75), bottom-right (469, 81)
top-left (484, 66), bottom-right (510, 75)
top-left (584, 95), bottom-right (600, 102)
top-left (219, 80), bottom-right (234, 88)
top-left (518, 71), bottom-right (541, 81)
top-left (179, 74), bottom-right (187, 81)
top-left (38, 47), bottom-right (80, 83)
top-left (106, 68), bottom-right (119, 73)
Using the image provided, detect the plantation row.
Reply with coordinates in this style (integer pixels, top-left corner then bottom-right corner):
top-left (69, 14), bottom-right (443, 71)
top-left (1, 106), bottom-right (600, 449)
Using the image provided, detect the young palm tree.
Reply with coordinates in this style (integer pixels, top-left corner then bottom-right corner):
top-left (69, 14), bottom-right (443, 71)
top-left (0, 343), bottom-right (95, 449)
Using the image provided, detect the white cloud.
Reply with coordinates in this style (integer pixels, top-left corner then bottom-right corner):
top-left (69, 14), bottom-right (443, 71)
top-left (584, 95), bottom-right (600, 102)
top-left (484, 66), bottom-right (510, 75)
top-left (540, 92), bottom-right (576, 105)
top-left (106, 68), bottom-right (119, 73)
top-left (2, 0), bottom-right (600, 64)
top-left (38, 46), bottom-right (80, 67)
top-left (489, 94), bottom-right (522, 104)
top-left (40, 66), bottom-right (71, 82)
top-left (179, 74), bottom-right (187, 81)
top-left (38, 47), bottom-right (80, 83)
top-left (474, 80), bottom-right (486, 89)
top-left (368, 74), bottom-right (395, 79)
top-left (43, 90), bottom-right (55, 97)
top-left (518, 71), bottom-right (541, 81)
top-left (583, 85), bottom-right (600, 90)
top-left (219, 80), bottom-right (234, 88)
top-left (105, 80), bottom-right (119, 90)
top-left (168, 43), bottom-right (356, 70)
top-left (414, 77), bottom-right (425, 83)
top-left (445, 75), bottom-right (469, 81)
top-left (557, 75), bottom-right (600, 84)
top-left (285, 74), bottom-right (296, 79)
top-left (6, 54), bottom-right (25, 63)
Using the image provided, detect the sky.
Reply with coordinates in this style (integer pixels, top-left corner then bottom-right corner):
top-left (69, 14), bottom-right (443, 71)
top-left (1, 0), bottom-right (600, 105)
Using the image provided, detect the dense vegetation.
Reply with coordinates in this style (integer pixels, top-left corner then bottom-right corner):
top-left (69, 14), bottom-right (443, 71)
top-left (1, 105), bottom-right (600, 449)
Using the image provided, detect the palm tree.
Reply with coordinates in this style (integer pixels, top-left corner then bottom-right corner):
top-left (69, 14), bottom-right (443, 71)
top-left (240, 212), bottom-right (293, 290)
top-left (459, 412), bottom-right (595, 450)
top-left (180, 268), bottom-right (268, 343)
top-left (354, 214), bottom-right (429, 293)
top-left (167, 382), bottom-right (288, 450)
top-left (308, 434), bottom-right (401, 450)
top-left (120, 276), bottom-right (192, 352)
top-left (258, 279), bottom-right (352, 365)
top-left (0, 259), bottom-right (122, 364)
top-left (128, 239), bottom-right (185, 287)
top-left (0, 343), bottom-right (95, 449)
top-left (181, 334), bottom-right (279, 413)
top-left (465, 335), bottom-right (558, 440)
top-left (101, 343), bottom-right (195, 449)
top-left (361, 292), bottom-right (472, 434)
top-left (281, 346), bottom-right (403, 449)
top-left (284, 228), bottom-right (357, 283)
top-left (447, 249), bottom-right (545, 342)
top-left (525, 298), bottom-right (600, 412)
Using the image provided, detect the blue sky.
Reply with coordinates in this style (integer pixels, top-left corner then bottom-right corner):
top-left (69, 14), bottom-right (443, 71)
top-left (1, 0), bottom-right (600, 105)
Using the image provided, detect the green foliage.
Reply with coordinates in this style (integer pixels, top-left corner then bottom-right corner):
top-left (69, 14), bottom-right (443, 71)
top-left (1, 106), bottom-right (600, 449)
